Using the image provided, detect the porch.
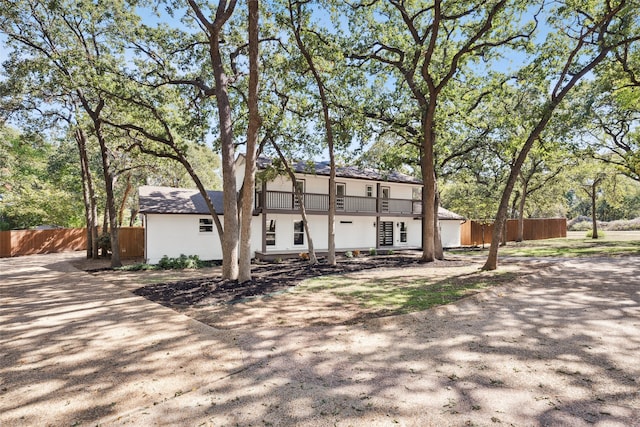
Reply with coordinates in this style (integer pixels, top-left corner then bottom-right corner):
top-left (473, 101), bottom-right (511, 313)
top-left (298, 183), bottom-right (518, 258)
top-left (256, 190), bottom-right (422, 216)
top-left (254, 246), bottom-right (422, 261)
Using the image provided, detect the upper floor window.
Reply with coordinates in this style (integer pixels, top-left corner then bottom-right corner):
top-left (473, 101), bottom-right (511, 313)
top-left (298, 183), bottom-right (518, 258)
top-left (293, 179), bottom-right (305, 194)
top-left (412, 187), bottom-right (422, 200)
top-left (366, 185), bottom-right (373, 197)
top-left (199, 218), bottom-right (213, 232)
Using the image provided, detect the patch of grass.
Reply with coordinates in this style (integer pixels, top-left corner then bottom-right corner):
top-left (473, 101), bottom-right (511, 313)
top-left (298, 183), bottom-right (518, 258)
top-left (454, 237), bottom-right (640, 258)
top-left (298, 269), bottom-right (517, 314)
top-left (117, 263), bottom-right (159, 271)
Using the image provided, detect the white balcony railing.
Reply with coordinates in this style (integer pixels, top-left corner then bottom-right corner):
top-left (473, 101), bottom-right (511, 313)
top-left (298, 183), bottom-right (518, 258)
top-left (257, 190), bottom-right (421, 215)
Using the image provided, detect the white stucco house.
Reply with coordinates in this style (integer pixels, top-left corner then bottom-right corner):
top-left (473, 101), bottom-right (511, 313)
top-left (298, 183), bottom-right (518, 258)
top-left (138, 156), bottom-right (465, 264)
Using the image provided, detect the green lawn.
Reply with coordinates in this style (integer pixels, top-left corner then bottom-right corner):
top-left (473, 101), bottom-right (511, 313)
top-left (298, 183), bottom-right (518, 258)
top-left (296, 265), bottom-right (519, 315)
top-left (294, 233), bottom-right (640, 316)
top-left (453, 232), bottom-right (640, 258)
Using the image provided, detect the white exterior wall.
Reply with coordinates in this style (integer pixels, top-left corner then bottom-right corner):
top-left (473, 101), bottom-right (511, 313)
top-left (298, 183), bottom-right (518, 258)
top-left (440, 220), bottom-right (462, 248)
top-left (335, 216), bottom-right (377, 249)
top-left (145, 213), bottom-right (261, 264)
top-left (262, 214), bottom-right (424, 252)
top-left (377, 217), bottom-right (422, 248)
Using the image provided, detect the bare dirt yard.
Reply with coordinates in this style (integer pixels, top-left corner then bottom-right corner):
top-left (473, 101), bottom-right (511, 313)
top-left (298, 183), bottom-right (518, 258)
top-left (2, 245), bottom-right (639, 426)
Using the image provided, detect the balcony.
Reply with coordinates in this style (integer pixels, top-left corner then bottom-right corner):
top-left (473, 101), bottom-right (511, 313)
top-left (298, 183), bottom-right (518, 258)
top-left (256, 190), bottom-right (422, 216)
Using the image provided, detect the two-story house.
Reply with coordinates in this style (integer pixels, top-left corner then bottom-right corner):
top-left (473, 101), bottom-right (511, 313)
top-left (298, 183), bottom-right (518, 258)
top-left (138, 155), bottom-right (464, 264)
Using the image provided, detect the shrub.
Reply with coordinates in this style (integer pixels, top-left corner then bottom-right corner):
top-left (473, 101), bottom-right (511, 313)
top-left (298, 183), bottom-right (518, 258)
top-left (567, 217), bottom-right (593, 231)
top-left (157, 254), bottom-right (202, 269)
top-left (344, 251), bottom-right (353, 258)
top-left (586, 230), bottom-right (605, 238)
top-left (606, 218), bottom-right (640, 231)
top-left (299, 252), bottom-right (309, 261)
top-left (353, 249), bottom-right (361, 257)
top-left (117, 263), bottom-right (157, 271)
top-left (386, 249), bottom-right (394, 255)
top-left (369, 248), bottom-right (377, 256)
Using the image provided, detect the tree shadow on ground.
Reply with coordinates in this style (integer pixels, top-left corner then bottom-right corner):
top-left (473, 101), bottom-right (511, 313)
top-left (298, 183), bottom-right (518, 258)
top-left (2, 253), bottom-right (639, 426)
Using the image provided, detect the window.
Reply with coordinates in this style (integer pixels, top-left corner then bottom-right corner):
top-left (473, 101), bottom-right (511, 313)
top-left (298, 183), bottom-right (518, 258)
top-left (400, 222), bottom-right (407, 243)
top-left (293, 179), bottom-right (305, 209)
top-left (293, 220), bottom-right (304, 245)
top-left (199, 218), bottom-right (213, 232)
top-left (412, 187), bottom-right (422, 200)
top-left (366, 185), bottom-right (373, 197)
top-left (266, 219), bottom-right (276, 246)
top-left (381, 187), bottom-right (390, 198)
top-left (381, 186), bottom-right (390, 212)
top-left (336, 183), bottom-right (346, 210)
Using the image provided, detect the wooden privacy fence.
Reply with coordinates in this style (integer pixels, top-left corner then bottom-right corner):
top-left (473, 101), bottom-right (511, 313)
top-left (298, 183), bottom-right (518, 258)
top-left (460, 218), bottom-right (567, 246)
top-left (0, 227), bottom-right (144, 258)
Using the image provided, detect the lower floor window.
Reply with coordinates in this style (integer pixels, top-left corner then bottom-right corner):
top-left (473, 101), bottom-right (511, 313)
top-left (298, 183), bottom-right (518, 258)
top-left (266, 219), bottom-right (276, 246)
top-left (294, 220), bottom-right (304, 245)
top-left (400, 222), bottom-right (407, 242)
top-left (199, 218), bottom-right (213, 232)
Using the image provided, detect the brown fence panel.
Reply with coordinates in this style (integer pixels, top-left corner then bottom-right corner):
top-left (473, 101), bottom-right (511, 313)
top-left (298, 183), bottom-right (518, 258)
top-left (0, 227), bottom-right (145, 258)
top-left (0, 231), bottom-right (11, 257)
top-left (8, 228), bottom-right (86, 256)
top-left (118, 227), bottom-right (144, 258)
top-left (460, 221), bottom-right (495, 246)
top-left (460, 218), bottom-right (566, 246)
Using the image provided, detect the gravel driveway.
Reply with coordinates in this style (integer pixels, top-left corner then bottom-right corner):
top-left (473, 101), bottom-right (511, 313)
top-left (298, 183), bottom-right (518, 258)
top-left (1, 252), bottom-right (639, 426)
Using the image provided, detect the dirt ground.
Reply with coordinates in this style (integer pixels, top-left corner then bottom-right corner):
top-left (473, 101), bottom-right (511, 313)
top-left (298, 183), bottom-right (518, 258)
top-left (2, 250), bottom-right (640, 426)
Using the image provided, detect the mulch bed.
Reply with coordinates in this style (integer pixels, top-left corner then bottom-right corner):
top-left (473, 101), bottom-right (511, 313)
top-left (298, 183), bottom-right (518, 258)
top-left (133, 254), bottom-right (443, 308)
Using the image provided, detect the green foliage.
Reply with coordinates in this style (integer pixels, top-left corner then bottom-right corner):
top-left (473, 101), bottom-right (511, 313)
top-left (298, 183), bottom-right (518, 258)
top-left (0, 126), bottom-right (84, 230)
top-left (157, 254), bottom-right (203, 270)
top-left (586, 230), bottom-right (604, 238)
top-left (344, 251), bottom-right (353, 258)
top-left (369, 248), bottom-right (377, 256)
top-left (116, 263), bottom-right (159, 271)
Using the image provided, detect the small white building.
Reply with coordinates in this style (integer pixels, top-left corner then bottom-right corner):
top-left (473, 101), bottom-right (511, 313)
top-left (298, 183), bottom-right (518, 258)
top-left (139, 157), bottom-right (465, 263)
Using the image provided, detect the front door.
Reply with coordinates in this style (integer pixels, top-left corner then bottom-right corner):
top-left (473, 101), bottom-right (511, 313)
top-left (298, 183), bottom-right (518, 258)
top-left (378, 221), bottom-right (394, 246)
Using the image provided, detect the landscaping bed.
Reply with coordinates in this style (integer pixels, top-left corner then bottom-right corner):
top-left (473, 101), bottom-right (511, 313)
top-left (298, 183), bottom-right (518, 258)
top-left (131, 253), bottom-right (434, 307)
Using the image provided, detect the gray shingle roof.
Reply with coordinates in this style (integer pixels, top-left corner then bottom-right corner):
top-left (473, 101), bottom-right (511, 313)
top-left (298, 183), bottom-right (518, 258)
top-left (256, 157), bottom-right (421, 184)
top-left (138, 186), bottom-right (224, 214)
top-left (438, 206), bottom-right (465, 220)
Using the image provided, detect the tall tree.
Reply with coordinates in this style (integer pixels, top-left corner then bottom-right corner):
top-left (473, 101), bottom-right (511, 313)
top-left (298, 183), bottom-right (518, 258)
top-left (238, 0), bottom-right (260, 282)
top-left (346, 0), bottom-right (535, 262)
top-left (0, 0), bottom-right (148, 266)
top-left (286, 0), bottom-right (341, 265)
top-left (483, 0), bottom-right (640, 270)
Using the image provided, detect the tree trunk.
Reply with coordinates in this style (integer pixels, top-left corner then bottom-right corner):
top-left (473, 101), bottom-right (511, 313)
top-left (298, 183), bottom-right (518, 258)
top-left (420, 109), bottom-right (436, 263)
top-left (288, 0), bottom-right (336, 265)
top-left (271, 140), bottom-right (318, 264)
top-left (516, 179), bottom-right (528, 242)
top-left (211, 32), bottom-right (239, 280)
top-left (434, 186), bottom-right (443, 260)
top-left (75, 126), bottom-right (98, 259)
top-left (483, 107), bottom-right (557, 270)
top-left (591, 180), bottom-right (599, 239)
top-left (95, 119), bottom-right (121, 267)
top-left (238, 0), bottom-right (260, 283)
top-left (117, 173), bottom-right (132, 227)
top-left (129, 208), bottom-right (138, 226)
